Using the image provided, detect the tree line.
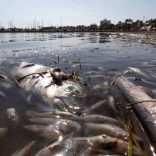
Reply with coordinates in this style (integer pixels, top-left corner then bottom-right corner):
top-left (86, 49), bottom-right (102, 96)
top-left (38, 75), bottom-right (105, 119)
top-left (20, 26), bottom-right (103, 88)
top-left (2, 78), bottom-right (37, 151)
top-left (0, 18), bottom-right (156, 32)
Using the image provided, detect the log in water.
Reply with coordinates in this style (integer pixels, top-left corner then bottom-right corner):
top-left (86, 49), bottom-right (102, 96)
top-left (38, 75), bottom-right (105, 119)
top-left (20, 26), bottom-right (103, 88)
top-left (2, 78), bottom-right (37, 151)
top-left (116, 76), bottom-right (156, 149)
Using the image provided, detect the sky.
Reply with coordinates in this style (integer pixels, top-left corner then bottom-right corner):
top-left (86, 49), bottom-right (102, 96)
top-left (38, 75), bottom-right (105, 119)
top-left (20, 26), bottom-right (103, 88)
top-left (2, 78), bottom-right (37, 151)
top-left (0, 0), bottom-right (156, 28)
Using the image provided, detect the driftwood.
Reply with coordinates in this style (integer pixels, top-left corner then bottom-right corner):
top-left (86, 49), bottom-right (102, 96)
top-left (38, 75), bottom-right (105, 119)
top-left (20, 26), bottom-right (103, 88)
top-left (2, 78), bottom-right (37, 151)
top-left (116, 76), bottom-right (156, 149)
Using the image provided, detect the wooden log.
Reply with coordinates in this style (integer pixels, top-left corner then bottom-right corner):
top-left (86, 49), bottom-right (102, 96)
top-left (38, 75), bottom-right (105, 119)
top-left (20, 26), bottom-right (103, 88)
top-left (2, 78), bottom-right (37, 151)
top-left (116, 76), bottom-right (156, 149)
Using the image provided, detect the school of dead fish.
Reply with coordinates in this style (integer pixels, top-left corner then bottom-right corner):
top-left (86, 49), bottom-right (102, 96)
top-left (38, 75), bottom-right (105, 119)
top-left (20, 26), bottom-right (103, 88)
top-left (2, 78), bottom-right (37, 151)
top-left (0, 62), bottom-right (143, 156)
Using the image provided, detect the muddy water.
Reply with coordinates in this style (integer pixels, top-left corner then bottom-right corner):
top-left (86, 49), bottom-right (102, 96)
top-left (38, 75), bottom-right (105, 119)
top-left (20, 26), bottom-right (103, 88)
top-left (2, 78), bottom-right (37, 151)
top-left (0, 32), bottom-right (156, 156)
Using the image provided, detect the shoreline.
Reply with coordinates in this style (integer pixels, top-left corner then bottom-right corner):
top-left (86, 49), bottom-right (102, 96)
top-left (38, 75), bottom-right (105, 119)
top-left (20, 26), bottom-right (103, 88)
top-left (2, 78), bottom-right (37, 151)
top-left (0, 31), bottom-right (156, 33)
top-left (0, 31), bottom-right (156, 43)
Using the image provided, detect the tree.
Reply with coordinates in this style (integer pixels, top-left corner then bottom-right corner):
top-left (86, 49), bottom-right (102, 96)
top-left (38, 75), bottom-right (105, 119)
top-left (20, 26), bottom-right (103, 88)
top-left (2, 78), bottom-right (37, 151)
top-left (89, 24), bottom-right (98, 31)
top-left (76, 25), bottom-right (87, 32)
top-left (146, 18), bottom-right (156, 30)
top-left (99, 19), bottom-right (113, 31)
top-left (116, 21), bottom-right (123, 31)
top-left (131, 20), bottom-right (144, 31)
top-left (122, 19), bottom-right (133, 31)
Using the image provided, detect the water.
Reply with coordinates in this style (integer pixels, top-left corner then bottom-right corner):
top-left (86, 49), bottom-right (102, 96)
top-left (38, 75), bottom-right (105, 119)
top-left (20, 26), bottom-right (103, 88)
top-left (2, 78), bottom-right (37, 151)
top-left (0, 32), bottom-right (156, 155)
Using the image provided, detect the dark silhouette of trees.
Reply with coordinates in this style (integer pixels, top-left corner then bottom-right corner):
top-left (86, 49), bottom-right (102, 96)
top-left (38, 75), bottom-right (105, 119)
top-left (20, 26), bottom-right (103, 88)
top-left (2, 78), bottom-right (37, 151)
top-left (115, 19), bottom-right (144, 32)
top-left (131, 20), bottom-right (144, 31)
top-left (115, 21), bottom-right (123, 31)
top-left (99, 19), bottom-right (114, 31)
top-left (124, 19), bottom-right (133, 31)
top-left (88, 24), bottom-right (98, 31)
top-left (146, 19), bottom-right (156, 30)
top-left (76, 25), bottom-right (87, 32)
top-left (0, 18), bottom-right (156, 32)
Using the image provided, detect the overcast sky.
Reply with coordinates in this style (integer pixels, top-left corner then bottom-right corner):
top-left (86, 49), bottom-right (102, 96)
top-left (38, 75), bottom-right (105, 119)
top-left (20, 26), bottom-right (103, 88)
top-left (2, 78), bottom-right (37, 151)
top-left (0, 0), bottom-right (156, 27)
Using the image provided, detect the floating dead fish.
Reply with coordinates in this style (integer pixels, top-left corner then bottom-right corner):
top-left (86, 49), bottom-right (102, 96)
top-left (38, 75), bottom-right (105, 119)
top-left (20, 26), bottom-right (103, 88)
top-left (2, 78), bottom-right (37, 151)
top-left (81, 99), bottom-right (107, 115)
top-left (107, 95), bottom-right (119, 115)
top-left (27, 117), bottom-right (81, 136)
top-left (26, 110), bottom-right (80, 121)
top-left (83, 122), bottom-right (128, 141)
top-left (68, 135), bottom-right (140, 155)
top-left (14, 62), bottom-right (88, 112)
top-left (36, 134), bottom-right (140, 155)
top-left (12, 141), bottom-right (35, 156)
top-left (82, 114), bottom-right (122, 127)
top-left (127, 67), bottom-right (149, 78)
top-left (23, 125), bottom-right (62, 139)
top-left (35, 132), bottom-right (74, 156)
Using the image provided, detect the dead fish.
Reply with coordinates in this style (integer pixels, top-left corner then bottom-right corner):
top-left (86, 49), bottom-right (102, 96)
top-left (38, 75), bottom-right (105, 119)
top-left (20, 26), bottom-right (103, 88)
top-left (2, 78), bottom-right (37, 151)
top-left (0, 127), bottom-right (8, 138)
top-left (83, 123), bottom-right (128, 141)
top-left (70, 135), bottom-right (118, 152)
top-left (45, 134), bottom-right (140, 155)
top-left (81, 99), bottom-right (107, 115)
top-left (6, 108), bottom-right (19, 126)
top-left (127, 67), bottom-right (149, 78)
top-left (108, 95), bottom-right (117, 110)
top-left (82, 114), bottom-right (122, 127)
top-left (51, 119), bottom-right (81, 135)
top-left (15, 62), bottom-right (87, 112)
top-left (26, 109), bottom-right (122, 126)
top-left (27, 117), bottom-right (81, 135)
top-left (35, 132), bottom-right (74, 156)
top-left (70, 135), bottom-right (140, 155)
top-left (52, 98), bottom-right (69, 111)
top-left (132, 77), bottom-right (156, 88)
top-left (45, 110), bottom-right (81, 121)
top-left (23, 125), bottom-right (62, 139)
top-left (26, 110), bottom-right (80, 121)
top-left (12, 141), bottom-right (35, 156)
